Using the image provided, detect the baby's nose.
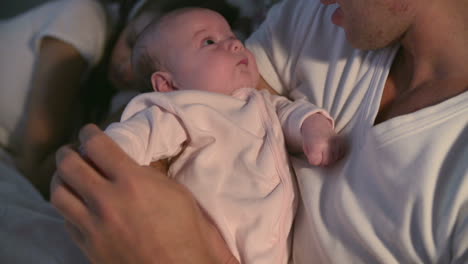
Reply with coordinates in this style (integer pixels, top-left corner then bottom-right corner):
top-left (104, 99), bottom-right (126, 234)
top-left (228, 38), bottom-right (243, 52)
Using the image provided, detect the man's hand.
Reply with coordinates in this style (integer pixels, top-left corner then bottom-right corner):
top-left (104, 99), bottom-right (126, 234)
top-left (301, 114), bottom-right (346, 167)
top-left (51, 124), bottom-right (237, 264)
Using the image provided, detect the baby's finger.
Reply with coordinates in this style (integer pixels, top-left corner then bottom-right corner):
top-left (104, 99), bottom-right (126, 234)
top-left (320, 145), bottom-right (332, 166)
top-left (336, 136), bottom-right (348, 160)
top-left (304, 145), bottom-right (323, 166)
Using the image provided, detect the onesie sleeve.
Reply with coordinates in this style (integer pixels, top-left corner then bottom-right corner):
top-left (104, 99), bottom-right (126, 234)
top-left (262, 90), bottom-right (334, 152)
top-left (105, 94), bottom-right (188, 166)
top-left (32, 0), bottom-right (109, 67)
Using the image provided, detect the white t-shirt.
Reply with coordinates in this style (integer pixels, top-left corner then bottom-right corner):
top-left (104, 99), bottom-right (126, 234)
top-left (246, 0), bottom-right (468, 263)
top-left (0, 0), bottom-right (108, 151)
top-left (106, 88), bottom-right (330, 264)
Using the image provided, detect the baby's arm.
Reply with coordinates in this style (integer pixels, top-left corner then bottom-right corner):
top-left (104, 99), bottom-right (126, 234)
top-left (268, 92), bottom-right (346, 167)
top-left (105, 97), bottom-right (187, 166)
top-left (300, 112), bottom-right (346, 166)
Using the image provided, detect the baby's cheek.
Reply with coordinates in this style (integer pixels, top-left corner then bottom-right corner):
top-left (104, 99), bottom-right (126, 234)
top-left (213, 74), bottom-right (235, 94)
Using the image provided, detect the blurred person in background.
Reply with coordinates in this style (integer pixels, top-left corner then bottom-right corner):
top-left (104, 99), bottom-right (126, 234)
top-left (0, 0), bottom-right (245, 263)
top-left (0, 0), bottom-right (241, 197)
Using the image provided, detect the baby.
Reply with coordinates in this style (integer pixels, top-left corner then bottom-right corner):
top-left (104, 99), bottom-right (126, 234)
top-left (105, 8), bottom-right (344, 264)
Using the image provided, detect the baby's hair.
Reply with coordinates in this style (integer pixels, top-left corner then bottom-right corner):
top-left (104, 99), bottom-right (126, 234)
top-left (131, 7), bottom-right (216, 91)
top-left (131, 9), bottom-right (190, 92)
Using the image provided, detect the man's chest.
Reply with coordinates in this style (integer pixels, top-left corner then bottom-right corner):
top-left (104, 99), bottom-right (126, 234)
top-left (294, 118), bottom-right (467, 263)
top-left (374, 60), bottom-right (468, 125)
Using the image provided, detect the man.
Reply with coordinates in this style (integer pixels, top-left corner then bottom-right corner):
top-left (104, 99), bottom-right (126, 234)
top-left (52, 0), bottom-right (467, 263)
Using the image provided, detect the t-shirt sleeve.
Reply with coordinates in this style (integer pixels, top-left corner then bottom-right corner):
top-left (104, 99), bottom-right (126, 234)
top-left (105, 94), bottom-right (188, 166)
top-left (32, 0), bottom-right (109, 67)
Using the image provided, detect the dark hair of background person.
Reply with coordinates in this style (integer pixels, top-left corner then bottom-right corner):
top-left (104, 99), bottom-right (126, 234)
top-left (79, 0), bottom-right (240, 129)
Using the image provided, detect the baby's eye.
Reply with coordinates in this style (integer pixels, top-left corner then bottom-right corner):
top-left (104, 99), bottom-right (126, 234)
top-left (203, 39), bottom-right (216, 46)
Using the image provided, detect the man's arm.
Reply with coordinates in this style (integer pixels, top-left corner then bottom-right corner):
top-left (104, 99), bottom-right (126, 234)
top-left (51, 124), bottom-right (238, 264)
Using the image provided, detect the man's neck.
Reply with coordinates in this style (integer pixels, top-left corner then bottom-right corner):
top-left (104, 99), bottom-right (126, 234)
top-left (375, 0), bottom-right (468, 124)
top-left (397, 0), bottom-right (468, 90)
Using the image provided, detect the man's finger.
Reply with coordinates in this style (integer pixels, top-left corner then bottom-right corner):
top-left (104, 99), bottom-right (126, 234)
top-left (50, 173), bottom-right (93, 233)
top-left (78, 124), bottom-right (138, 181)
top-left (64, 220), bottom-right (86, 246)
top-left (56, 145), bottom-right (107, 206)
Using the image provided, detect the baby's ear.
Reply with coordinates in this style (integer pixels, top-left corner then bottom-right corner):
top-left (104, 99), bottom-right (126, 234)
top-left (151, 71), bottom-right (175, 92)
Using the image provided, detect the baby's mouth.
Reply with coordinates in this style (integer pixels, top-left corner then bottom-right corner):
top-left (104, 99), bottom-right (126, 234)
top-left (237, 58), bottom-right (249, 66)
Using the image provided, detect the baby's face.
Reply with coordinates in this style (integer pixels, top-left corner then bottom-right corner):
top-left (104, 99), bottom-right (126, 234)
top-left (160, 9), bottom-right (259, 95)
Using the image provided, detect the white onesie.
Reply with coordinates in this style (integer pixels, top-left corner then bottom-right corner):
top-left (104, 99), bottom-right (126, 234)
top-left (105, 87), bottom-right (331, 264)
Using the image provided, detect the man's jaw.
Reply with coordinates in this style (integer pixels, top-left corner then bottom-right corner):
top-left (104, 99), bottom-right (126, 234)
top-left (320, 0), bottom-right (337, 5)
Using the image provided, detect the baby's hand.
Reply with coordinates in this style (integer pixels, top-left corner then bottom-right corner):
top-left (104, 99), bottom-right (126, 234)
top-left (301, 113), bottom-right (346, 167)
